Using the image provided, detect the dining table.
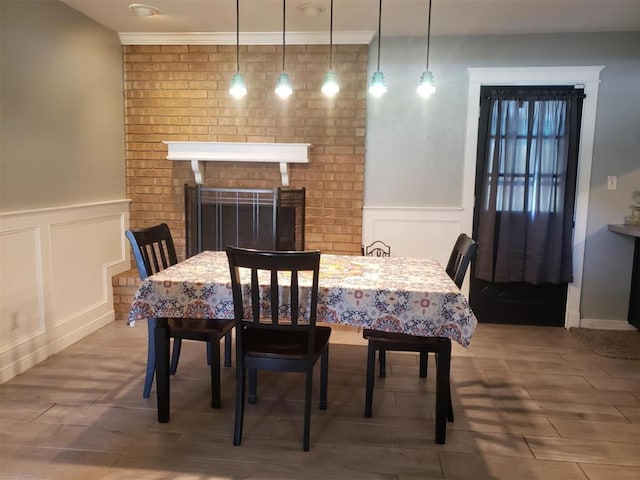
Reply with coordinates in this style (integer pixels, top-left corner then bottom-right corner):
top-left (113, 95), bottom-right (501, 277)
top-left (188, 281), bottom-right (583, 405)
top-left (128, 250), bottom-right (478, 441)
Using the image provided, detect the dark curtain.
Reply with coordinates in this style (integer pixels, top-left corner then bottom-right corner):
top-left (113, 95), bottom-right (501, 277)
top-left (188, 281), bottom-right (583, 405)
top-left (474, 87), bottom-right (584, 285)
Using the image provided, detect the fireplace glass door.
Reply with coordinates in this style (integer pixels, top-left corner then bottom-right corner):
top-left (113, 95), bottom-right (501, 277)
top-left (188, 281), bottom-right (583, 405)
top-left (185, 186), bottom-right (305, 257)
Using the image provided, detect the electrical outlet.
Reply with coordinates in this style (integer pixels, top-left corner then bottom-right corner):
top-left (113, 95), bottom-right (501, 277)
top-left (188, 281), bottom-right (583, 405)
top-left (10, 311), bottom-right (19, 330)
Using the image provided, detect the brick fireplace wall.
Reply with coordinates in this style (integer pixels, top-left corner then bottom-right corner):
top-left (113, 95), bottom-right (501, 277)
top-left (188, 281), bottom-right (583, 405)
top-left (114, 43), bottom-right (368, 321)
top-left (124, 43), bottom-right (367, 255)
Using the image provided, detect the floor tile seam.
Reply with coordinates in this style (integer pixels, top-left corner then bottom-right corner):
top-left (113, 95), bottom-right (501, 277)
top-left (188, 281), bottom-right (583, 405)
top-left (547, 414), bottom-right (636, 428)
top-left (577, 461), bottom-right (640, 476)
top-left (523, 433), bottom-right (640, 456)
top-left (438, 449), bottom-right (589, 479)
top-left (614, 405), bottom-right (640, 423)
top-left (13, 443), bottom-right (124, 464)
top-left (112, 452), bottom-right (265, 469)
top-left (483, 367), bottom-right (607, 382)
top-left (543, 435), bottom-right (640, 447)
top-left (582, 376), bottom-right (640, 393)
top-left (534, 426), bottom-right (640, 446)
top-left (576, 461), bottom-right (595, 480)
top-left (467, 430), bottom-right (537, 455)
top-left (503, 367), bottom-right (612, 378)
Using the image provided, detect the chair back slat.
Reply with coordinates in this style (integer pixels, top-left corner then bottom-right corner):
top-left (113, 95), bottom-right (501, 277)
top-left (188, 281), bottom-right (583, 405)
top-left (445, 233), bottom-right (478, 288)
top-left (270, 269), bottom-right (279, 324)
top-left (290, 271), bottom-right (299, 325)
top-left (125, 223), bottom-right (178, 280)
top-left (251, 270), bottom-right (260, 322)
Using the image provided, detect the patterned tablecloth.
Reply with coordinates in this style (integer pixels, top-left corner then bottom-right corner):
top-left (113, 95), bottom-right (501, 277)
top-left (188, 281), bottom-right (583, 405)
top-left (128, 251), bottom-right (478, 347)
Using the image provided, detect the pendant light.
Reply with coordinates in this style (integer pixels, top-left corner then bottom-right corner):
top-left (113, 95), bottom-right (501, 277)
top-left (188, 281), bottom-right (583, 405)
top-left (275, 0), bottom-right (293, 99)
top-left (417, 0), bottom-right (436, 98)
top-left (369, 0), bottom-right (386, 97)
top-left (321, 0), bottom-right (339, 97)
top-left (229, 0), bottom-right (247, 98)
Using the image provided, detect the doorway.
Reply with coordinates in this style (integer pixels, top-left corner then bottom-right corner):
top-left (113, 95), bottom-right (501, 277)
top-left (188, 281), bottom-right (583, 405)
top-left (469, 85), bottom-right (584, 326)
top-left (460, 67), bottom-right (604, 328)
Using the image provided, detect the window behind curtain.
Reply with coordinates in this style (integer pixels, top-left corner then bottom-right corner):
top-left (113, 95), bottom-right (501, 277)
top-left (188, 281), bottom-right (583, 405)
top-left (485, 96), bottom-right (569, 213)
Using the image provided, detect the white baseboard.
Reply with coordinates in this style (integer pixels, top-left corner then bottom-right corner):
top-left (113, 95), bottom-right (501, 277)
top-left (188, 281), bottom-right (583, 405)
top-left (578, 318), bottom-right (637, 330)
top-left (0, 311), bottom-right (114, 384)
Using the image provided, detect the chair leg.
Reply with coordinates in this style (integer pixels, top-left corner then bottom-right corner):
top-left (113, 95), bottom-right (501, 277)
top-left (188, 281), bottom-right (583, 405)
top-left (434, 351), bottom-right (454, 421)
top-left (364, 341), bottom-right (376, 418)
top-left (233, 365), bottom-right (245, 446)
top-left (169, 338), bottom-right (182, 375)
top-left (224, 331), bottom-right (232, 367)
top-left (419, 351), bottom-right (428, 378)
top-left (441, 350), bottom-right (454, 422)
top-left (207, 335), bottom-right (232, 368)
top-left (209, 337), bottom-right (221, 409)
top-left (205, 341), bottom-right (211, 366)
top-left (378, 348), bottom-right (386, 378)
top-left (248, 369), bottom-right (257, 404)
top-left (143, 318), bottom-right (156, 398)
top-left (319, 345), bottom-right (329, 410)
top-left (154, 318), bottom-right (171, 423)
top-left (435, 339), bottom-right (452, 444)
top-left (303, 369), bottom-right (313, 451)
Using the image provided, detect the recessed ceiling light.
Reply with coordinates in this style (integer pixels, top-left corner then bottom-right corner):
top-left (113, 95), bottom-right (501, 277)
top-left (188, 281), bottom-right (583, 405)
top-left (297, 4), bottom-right (325, 17)
top-left (129, 3), bottom-right (160, 17)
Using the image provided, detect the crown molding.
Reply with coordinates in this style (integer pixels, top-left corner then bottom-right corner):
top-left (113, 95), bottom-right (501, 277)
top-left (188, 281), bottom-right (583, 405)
top-left (119, 31), bottom-right (375, 45)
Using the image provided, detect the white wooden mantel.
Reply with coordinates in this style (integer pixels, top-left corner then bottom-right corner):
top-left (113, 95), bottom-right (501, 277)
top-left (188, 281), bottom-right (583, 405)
top-left (163, 141), bottom-right (311, 186)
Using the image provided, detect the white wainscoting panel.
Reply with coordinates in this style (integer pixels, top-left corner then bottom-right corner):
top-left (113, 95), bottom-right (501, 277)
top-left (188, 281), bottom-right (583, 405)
top-left (0, 200), bottom-right (130, 383)
top-left (50, 215), bottom-right (124, 325)
top-left (363, 206), bottom-right (464, 266)
top-left (0, 226), bottom-right (44, 347)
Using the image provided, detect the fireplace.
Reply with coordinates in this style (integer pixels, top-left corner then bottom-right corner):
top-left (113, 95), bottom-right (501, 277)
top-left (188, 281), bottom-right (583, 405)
top-left (185, 185), bottom-right (305, 257)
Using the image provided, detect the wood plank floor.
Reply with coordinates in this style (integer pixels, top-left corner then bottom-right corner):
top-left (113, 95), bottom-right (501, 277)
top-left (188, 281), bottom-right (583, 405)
top-left (0, 321), bottom-right (638, 479)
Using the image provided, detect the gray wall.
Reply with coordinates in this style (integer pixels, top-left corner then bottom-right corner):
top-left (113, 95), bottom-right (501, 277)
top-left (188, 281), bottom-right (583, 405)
top-left (0, 0), bottom-right (125, 212)
top-left (365, 31), bottom-right (640, 322)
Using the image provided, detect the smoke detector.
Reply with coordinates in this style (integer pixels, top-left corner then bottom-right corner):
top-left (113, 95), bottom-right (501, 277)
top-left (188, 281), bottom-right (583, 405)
top-left (129, 4), bottom-right (160, 17)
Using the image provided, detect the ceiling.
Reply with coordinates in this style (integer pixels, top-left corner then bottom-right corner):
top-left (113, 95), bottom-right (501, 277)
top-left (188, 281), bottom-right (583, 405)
top-left (58, 0), bottom-right (640, 39)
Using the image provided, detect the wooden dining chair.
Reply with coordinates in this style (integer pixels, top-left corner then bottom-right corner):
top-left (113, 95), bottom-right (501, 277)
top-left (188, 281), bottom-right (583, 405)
top-left (362, 240), bottom-right (391, 257)
top-left (126, 223), bottom-right (233, 405)
top-left (362, 233), bottom-right (478, 442)
top-left (226, 246), bottom-right (331, 451)
top-left (361, 240), bottom-right (392, 367)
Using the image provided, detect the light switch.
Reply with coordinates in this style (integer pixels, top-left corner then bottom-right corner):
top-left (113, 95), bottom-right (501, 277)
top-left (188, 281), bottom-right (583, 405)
top-left (607, 176), bottom-right (617, 190)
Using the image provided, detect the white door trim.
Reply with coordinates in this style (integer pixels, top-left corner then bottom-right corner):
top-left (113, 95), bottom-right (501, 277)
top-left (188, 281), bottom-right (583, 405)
top-left (462, 66), bottom-right (605, 329)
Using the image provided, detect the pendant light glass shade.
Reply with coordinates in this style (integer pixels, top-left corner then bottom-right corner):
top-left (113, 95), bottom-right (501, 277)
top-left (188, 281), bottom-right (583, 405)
top-left (229, 0), bottom-right (247, 98)
top-left (275, 72), bottom-right (293, 98)
top-left (322, 70), bottom-right (340, 96)
top-left (417, 70), bottom-right (435, 98)
top-left (369, 71), bottom-right (387, 97)
top-left (369, 0), bottom-right (386, 97)
top-left (417, 0), bottom-right (435, 98)
top-left (229, 72), bottom-right (247, 98)
top-left (275, 0), bottom-right (292, 99)
top-left (322, 0), bottom-right (339, 97)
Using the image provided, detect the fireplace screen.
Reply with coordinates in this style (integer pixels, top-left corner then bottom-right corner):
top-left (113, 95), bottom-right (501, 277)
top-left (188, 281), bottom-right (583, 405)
top-left (185, 186), bottom-right (305, 257)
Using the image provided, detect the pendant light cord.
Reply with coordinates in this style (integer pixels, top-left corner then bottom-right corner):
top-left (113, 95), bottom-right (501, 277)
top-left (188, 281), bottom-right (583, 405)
top-left (425, 0), bottom-right (432, 70)
top-left (376, 0), bottom-right (382, 71)
top-left (282, 0), bottom-right (286, 71)
top-left (235, 0), bottom-right (240, 72)
top-left (329, 0), bottom-right (334, 70)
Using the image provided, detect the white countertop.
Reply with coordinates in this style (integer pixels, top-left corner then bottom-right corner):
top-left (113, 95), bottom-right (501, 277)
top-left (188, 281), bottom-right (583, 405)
top-left (608, 224), bottom-right (640, 238)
